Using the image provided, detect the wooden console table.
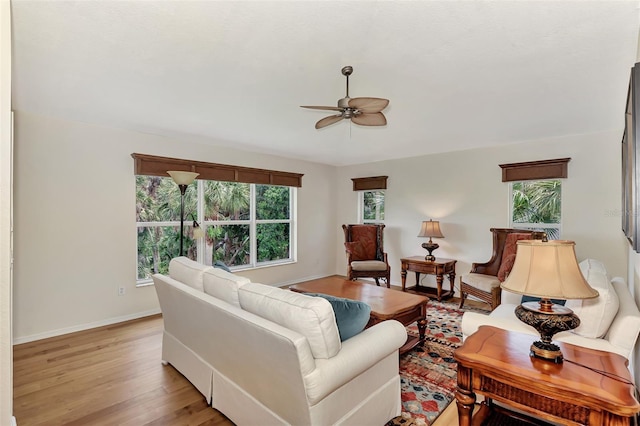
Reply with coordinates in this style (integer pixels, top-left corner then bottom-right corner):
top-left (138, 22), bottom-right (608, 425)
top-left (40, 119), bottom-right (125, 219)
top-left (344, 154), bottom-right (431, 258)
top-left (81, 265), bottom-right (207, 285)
top-left (400, 256), bottom-right (456, 301)
top-left (454, 326), bottom-right (640, 426)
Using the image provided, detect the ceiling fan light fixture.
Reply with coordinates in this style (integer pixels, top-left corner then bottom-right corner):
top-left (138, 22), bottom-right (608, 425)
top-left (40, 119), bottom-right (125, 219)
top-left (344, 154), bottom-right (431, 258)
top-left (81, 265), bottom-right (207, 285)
top-left (301, 66), bottom-right (389, 129)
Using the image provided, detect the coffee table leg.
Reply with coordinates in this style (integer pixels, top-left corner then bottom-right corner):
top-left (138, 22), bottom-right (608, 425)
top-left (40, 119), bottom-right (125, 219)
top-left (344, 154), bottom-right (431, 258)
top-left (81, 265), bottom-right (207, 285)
top-left (417, 318), bottom-right (427, 348)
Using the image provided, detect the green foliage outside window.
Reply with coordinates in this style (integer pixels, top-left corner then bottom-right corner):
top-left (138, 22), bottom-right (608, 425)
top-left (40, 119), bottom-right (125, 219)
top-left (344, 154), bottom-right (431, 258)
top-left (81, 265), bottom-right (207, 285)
top-left (512, 180), bottom-right (561, 239)
top-left (256, 185), bottom-right (291, 262)
top-left (363, 190), bottom-right (385, 222)
top-left (136, 176), bottom-right (293, 281)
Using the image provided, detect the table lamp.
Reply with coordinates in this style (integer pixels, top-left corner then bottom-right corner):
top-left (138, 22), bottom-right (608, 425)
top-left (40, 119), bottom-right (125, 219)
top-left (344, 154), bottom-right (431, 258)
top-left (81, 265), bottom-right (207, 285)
top-left (501, 239), bottom-right (598, 363)
top-left (417, 219), bottom-right (444, 261)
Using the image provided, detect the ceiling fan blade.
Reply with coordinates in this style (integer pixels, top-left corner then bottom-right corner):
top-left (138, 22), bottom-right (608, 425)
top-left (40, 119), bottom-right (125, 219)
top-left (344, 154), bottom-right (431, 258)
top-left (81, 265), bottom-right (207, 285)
top-left (351, 112), bottom-right (387, 126)
top-left (301, 105), bottom-right (343, 112)
top-left (348, 97), bottom-right (389, 113)
top-left (315, 115), bottom-right (344, 129)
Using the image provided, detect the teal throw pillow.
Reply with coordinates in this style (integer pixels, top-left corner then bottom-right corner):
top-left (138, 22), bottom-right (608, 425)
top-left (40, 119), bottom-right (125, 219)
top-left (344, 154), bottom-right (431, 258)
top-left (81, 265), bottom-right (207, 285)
top-left (307, 293), bottom-right (371, 341)
top-left (521, 295), bottom-right (566, 306)
top-left (213, 261), bottom-right (231, 272)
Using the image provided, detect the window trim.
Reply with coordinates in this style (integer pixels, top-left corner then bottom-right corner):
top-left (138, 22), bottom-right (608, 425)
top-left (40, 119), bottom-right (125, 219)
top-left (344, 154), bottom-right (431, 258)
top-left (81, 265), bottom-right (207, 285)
top-left (135, 176), bottom-right (296, 284)
top-left (351, 176), bottom-right (388, 191)
top-left (499, 158), bottom-right (570, 182)
top-left (131, 153), bottom-right (304, 187)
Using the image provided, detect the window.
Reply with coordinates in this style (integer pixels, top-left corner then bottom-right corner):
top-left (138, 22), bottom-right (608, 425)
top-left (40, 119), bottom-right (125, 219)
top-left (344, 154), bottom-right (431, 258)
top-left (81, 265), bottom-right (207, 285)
top-left (509, 179), bottom-right (561, 239)
top-left (136, 176), bottom-right (295, 282)
top-left (360, 190), bottom-right (385, 223)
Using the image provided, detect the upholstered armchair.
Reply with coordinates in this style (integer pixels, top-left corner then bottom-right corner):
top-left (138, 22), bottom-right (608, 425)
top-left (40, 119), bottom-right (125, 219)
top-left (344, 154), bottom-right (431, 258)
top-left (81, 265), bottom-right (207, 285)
top-left (458, 228), bottom-right (546, 311)
top-left (342, 224), bottom-right (391, 288)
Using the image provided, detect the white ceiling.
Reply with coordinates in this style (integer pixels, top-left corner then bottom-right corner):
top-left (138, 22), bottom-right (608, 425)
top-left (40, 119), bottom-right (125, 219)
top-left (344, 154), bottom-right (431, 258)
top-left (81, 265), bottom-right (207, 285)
top-left (10, 1), bottom-right (640, 166)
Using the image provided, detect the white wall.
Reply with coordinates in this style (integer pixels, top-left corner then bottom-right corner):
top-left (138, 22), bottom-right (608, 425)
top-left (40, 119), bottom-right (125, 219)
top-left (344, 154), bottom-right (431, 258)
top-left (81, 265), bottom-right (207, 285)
top-left (13, 108), bottom-right (633, 385)
top-left (12, 111), bottom-right (337, 342)
top-left (0, 1), bottom-right (13, 424)
top-left (335, 131), bottom-right (628, 290)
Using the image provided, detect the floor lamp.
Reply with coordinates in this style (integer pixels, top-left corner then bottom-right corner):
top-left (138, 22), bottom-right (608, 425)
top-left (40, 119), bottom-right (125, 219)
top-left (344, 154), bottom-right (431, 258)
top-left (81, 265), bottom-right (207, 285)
top-left (167, 171), bottom-right (199, 257)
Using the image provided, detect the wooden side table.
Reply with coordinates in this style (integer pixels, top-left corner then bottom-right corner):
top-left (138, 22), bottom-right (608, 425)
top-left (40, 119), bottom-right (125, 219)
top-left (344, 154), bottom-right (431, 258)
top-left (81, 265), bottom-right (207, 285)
top-left (454, 326), bottom-right (640, 426)
top-left (400, 256), bottom-right (456, 301)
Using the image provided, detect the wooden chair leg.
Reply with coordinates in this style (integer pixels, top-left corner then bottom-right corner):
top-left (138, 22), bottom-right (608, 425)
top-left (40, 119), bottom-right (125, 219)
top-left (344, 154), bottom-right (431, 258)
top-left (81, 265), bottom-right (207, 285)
top-left (374, 278), bottom-right (380, 286)
top-left (490, 287), bottom-right (502, 311)
top-left (459, 291), bottom-right (467, 309)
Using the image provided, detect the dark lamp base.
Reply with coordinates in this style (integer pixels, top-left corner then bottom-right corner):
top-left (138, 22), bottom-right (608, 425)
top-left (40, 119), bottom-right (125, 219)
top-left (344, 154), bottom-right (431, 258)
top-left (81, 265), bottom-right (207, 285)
top-left (421, 241), bottom-right (439, 261)
top-left (530, 341), bottom-right (563, 364)
top-left (514, 300), bottom-right (581, 364)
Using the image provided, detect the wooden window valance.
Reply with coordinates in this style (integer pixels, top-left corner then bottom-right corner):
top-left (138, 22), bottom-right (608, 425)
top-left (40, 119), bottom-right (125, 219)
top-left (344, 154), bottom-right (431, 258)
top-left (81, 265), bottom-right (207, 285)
top-left (352, 176), bottom-right (388, 191)
top-left (499, 158), bottom-right (570, 182)
top-left (131, 153), bottom-right (303, 187)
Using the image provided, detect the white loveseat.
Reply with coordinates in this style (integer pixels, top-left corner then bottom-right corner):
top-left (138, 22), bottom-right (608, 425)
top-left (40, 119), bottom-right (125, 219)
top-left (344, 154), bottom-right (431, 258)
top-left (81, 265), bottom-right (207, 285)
top-left (152, 257), bottom-right (407, 426)
top-left (461, 259), bottom-right (640, 361)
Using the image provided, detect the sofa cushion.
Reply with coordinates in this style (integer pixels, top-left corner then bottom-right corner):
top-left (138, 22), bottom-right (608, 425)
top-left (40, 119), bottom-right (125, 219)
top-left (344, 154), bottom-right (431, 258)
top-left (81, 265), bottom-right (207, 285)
top-left (565, 268), bottom-right (618, 339)
top-left (203, 267), bottom-right (250, 308)
top-left (350, 260), bottom-right (388, 271)
top-left (579, 258), bottom-right (608, 275)
top-left (238, 283), bottom-right (341, 359)
top-left (497, 253), bottom-right (517, 282)
top-left (213, 260), bottom-right (231, 272)
top-left (349, 226), bottom-right (378, 260)
top-left (462, 273), bottom-right (501, 292)
top-left (497, 233), bottom-right (533, 282)
top-left (344, 241), bottom-right (368, 261)
top-left (307, 293), bottom-right (372, 341)
top-left (168, 257), bottom-right (212, 292)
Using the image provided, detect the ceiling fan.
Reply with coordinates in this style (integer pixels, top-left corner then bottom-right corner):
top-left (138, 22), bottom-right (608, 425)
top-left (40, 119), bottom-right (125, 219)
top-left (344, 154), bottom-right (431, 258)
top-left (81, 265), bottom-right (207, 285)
top-left (301, 66), bottom-right (389, 129)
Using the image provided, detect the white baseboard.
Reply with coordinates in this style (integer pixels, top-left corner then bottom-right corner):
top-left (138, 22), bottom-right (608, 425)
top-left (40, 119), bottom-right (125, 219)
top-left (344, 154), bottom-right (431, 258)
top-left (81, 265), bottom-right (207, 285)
top-left (11, 415), bottom-right (16, 426)
top-left (12, 308), bottom-right (161, 344)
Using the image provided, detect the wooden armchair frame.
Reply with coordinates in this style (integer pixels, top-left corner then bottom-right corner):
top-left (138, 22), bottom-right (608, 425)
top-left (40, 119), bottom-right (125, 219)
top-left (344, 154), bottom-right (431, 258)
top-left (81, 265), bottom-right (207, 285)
top-left (342, 224), bottom-right (391, 287)
top-left (459, 228), bottom-right (546, 310)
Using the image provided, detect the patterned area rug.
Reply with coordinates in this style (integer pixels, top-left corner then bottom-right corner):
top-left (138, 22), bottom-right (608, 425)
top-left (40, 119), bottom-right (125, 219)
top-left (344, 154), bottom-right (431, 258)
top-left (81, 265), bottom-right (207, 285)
top-left (386, 300), bottom-right (489, 426)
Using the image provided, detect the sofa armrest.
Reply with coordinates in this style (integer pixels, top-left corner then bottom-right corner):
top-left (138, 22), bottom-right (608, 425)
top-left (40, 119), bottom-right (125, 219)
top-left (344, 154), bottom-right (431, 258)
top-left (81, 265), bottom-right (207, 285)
top-left (303, 320), bottom-right (407, 405)
top-left (606, 278), bottom-right (640, 359)
top-left (460, 307), bottom-right (539, 341)
top-left (501, 289), bottom-right (522, 305)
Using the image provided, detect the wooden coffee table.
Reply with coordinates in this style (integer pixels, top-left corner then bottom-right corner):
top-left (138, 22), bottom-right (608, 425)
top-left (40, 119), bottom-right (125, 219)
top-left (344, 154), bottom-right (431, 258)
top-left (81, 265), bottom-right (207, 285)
top-left (289, 276), bottom-right (429, 353)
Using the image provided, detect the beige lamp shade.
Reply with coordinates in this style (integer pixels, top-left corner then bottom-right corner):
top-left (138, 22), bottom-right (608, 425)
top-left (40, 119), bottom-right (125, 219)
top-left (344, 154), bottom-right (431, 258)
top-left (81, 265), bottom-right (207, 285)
top-left (167, 170), bottom-right (199, 185)
top-left (501, 240), bottom-right (598, 300)
top-left (417, 219), bottom-right (444, 238)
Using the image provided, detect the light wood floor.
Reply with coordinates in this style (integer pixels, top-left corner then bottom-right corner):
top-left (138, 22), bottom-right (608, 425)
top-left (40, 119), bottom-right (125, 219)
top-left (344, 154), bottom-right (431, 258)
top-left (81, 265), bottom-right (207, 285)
top-left (13, 305), bottom-right (470, 425)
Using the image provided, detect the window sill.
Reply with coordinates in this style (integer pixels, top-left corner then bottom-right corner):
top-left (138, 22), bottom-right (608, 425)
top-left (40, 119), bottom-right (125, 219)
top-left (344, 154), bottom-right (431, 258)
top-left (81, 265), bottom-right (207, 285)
top-left (135, 259), bottom-right (296, 287)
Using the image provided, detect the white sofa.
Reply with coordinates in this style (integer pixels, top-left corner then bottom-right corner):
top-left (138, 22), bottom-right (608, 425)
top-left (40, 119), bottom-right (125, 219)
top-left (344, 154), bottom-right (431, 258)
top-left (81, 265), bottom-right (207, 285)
top-left (152, 257), bottom-right (407, 426)
top-left (461, 259), bottom-right (640, 361)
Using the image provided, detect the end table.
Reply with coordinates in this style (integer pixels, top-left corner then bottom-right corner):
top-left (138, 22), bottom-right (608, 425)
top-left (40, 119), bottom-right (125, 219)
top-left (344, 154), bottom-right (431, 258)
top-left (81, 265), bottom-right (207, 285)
top-left (454, 326), bottom-right (640, 426)
top-left (400, 256), bottom-right (456, 301)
